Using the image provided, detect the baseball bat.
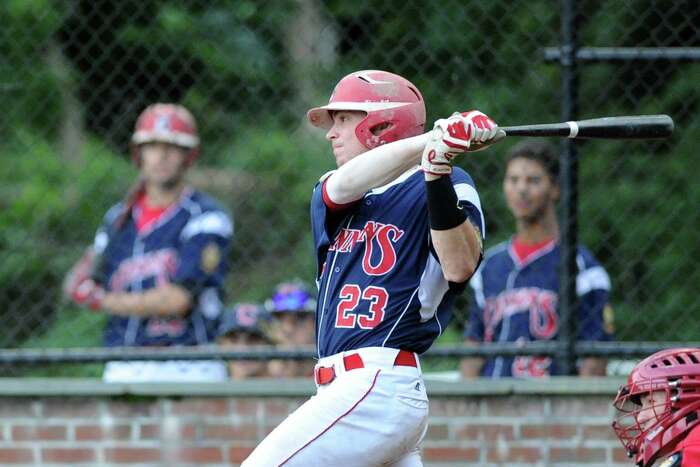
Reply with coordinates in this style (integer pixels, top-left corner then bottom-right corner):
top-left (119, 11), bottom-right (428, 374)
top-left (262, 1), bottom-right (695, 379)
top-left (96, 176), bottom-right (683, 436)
top-left (500, 114), bottom-right (673, 140)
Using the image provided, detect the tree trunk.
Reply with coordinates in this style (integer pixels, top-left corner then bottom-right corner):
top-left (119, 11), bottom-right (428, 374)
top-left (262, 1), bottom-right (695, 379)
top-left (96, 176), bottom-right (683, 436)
top-left (46, 40), bottom-right (83, 164)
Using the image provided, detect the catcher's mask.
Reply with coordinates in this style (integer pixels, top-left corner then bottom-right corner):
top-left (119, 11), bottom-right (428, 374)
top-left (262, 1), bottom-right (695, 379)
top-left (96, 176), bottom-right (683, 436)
top-left (612, 347), bottom-right (700, 466)
top-left (307, 70), bottom-right (426, 150)
top-left (130, 103), bottom-right (200, 165)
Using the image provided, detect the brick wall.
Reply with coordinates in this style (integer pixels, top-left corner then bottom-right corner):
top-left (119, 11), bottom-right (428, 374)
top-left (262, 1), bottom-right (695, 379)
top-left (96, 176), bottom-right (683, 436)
top-left (0, 377), bottom-right (630, 467)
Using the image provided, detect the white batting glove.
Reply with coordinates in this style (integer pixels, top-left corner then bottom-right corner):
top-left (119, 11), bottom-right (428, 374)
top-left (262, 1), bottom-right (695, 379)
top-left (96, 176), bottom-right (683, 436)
top-left (421, 114), bottom-right (473, 175)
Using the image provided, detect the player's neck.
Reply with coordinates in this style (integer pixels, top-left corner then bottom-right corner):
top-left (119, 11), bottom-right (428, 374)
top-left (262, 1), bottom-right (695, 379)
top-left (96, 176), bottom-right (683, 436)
top-left (144, 182), bottom-right (185, 207)
top-left (515, 212), bottom-right (559, 244)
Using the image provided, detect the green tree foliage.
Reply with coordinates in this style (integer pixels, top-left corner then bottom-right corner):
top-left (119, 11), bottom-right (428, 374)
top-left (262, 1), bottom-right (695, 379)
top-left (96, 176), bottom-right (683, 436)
top-left (1, 0), bottom-right (697, 353)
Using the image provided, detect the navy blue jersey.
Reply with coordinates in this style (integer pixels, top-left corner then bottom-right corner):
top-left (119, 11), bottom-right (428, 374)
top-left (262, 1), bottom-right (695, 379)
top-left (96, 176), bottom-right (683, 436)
top-left (465, 239), bottom-right (614, 377)
top-left (311, 167), bottom-right (484, 358)
top-left (93, 188), bottom-right (233, 347)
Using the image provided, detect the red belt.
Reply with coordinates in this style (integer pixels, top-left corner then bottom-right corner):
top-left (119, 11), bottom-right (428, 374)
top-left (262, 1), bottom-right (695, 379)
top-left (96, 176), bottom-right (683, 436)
top-left (314, 350), bottom-right (417, 386)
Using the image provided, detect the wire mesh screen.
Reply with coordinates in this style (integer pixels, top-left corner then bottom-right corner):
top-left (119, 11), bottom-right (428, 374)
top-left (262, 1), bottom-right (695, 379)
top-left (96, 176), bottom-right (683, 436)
top-left (1, 0), bottom-right (698, 374)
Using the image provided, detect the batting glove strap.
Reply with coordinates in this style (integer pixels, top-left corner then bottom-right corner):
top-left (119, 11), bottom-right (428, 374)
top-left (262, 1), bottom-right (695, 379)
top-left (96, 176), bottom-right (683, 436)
top-left (421, 117), bottom-right (473, 175)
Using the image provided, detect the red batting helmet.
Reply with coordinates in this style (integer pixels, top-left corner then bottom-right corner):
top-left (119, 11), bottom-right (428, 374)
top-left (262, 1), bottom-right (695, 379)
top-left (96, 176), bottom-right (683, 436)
top-left (307, 70), bottom-right (426, 149)
top-left (612, 348), bottom-right (700, 466)
top-left (130, 103), bottom-right (200, 165)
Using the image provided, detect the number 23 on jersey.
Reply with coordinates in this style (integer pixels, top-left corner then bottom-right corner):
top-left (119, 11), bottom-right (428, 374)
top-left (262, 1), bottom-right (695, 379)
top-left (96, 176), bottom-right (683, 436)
top-left (335, 284), bottom-right (388, 329)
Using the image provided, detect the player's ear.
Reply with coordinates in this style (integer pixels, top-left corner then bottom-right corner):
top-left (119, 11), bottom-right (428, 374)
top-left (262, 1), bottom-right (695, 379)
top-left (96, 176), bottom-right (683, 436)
top-left (550, 178), bottom-right (561, 202)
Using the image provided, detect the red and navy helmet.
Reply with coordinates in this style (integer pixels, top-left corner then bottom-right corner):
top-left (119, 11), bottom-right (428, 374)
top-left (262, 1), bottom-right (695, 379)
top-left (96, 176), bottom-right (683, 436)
top-left (130, 103), bottom-right (200, 165)
top-left (265, 281), bottom-right (316, 314)
top-left (307, 70), bottom-right (426, 149)
top-left (612, 348), bottom-right (700, 466)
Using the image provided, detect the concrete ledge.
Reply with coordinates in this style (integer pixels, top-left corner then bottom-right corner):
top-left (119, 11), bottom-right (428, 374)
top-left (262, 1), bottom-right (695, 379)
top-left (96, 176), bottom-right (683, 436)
top-left (0, 376), bottom-right (626, 397)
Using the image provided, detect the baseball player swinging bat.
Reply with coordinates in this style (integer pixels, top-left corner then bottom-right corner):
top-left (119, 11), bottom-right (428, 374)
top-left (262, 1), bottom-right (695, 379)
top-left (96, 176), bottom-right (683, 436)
top-left (500, 114), bottom-right (674, 139)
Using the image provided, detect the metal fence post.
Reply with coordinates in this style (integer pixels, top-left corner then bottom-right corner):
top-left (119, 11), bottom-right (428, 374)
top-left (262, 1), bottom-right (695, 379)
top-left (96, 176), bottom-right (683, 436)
top-left (557, 0), bottom-right (579, 376)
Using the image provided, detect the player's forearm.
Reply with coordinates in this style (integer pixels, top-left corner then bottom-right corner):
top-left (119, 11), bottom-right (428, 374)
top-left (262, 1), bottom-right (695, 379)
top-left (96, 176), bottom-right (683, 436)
top-left (102, 283), bottom-right (192, 317)
top-left (431, 221), bottom-right (482, 283)
top-left (460, 357), bottom-right (485, 378)
top-left (325, 133), bottom-right (430, 204)
top-left (460, 340), bottom-right (485, 378)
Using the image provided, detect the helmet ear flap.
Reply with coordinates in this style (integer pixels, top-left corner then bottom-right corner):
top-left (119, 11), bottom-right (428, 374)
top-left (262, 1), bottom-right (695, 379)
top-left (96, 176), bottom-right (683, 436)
top-left (186, 147), bottom-right (199, 166)
top-left (130, 145), bottom-right (142, 166)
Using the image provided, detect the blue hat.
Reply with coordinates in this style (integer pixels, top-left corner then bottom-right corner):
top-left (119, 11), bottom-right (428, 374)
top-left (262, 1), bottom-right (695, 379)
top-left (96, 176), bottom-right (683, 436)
top-left (265, 281), bottom-right (316, 314)
top-left (218, 303), bottom-right (272, 340)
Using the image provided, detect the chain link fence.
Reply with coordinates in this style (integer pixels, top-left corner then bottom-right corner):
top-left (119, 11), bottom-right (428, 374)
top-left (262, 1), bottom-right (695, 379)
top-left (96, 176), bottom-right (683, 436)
top-left (1, 0), bottom-right (698, 375)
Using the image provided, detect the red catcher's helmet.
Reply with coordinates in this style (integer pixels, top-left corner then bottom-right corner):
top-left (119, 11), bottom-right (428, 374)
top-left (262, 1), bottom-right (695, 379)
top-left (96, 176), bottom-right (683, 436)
top-left (307, 70), bottom-right (426, 149)
top-left (130, 103), bottom-right (200, 165)
top-left (612, 348), bottom-right (700, 467)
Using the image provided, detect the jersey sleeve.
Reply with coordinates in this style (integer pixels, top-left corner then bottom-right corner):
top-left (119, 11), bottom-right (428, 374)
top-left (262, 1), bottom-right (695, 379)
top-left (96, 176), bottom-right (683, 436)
top-left (91, 203), bottom-right (125, 284)
top-left (464, 265), bottom-right (486, 342)
top-left (576, 248), bottom-right (614, 341)
top-left (451, 168), bottom-right (485, 240)
top-left (174, 210), bottom-right (233, 295)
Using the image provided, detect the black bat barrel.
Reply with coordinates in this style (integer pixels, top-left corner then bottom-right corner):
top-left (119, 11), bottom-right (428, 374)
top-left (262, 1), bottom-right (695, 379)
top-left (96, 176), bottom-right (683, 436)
top-left (501, 114), bottom-right (674, 140)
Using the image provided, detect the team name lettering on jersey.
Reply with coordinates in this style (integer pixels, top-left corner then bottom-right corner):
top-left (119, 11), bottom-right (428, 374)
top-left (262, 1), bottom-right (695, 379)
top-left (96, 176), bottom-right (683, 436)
top-left (483, 288), bottom-right (558, 341)
top-left (512, 355), bottom-right (552, 378)
top-left (110, 249), bottom-right (178, 291)
top-left (329, 221), bottom-right (404, 276)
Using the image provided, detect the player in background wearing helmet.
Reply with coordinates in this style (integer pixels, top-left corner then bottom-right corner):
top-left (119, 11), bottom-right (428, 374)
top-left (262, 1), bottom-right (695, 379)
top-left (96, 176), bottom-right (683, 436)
top-left (217, 303), bottom-right (274, 379)
top-left (63, 103), bottom-right (233, 382)
top-left (460, 140), bottom-right (614, 378)
top-left (242, 70), bottom-right (501, 466)
top-left (613, 348), bottom-right (700, 467)
top-left (265, 281), bottom-right (317, 378)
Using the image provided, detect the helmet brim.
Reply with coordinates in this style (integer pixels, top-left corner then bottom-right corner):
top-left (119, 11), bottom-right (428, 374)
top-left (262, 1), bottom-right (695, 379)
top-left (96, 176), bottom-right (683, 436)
top-left (131, 131), bottom-right (199, 149)
top-left (306, 101), bottom-right (412, 129)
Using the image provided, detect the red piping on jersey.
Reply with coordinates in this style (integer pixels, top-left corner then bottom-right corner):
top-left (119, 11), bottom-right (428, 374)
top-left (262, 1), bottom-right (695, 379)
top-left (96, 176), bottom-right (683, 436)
top-left (322, 179), bottom-right (359, 212)
top-left (279, 369), bottom-right (381, 466)
top-left (134, 193), bottom-right (169, 232)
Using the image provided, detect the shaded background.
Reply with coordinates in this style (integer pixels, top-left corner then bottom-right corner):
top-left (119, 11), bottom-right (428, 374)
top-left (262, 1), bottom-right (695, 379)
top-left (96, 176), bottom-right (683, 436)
top-left (1, 0), bottom-right (698, 373)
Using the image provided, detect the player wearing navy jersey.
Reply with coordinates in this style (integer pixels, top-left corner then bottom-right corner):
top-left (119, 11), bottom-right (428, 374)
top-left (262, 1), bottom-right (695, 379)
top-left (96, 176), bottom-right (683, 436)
top-left (64, 103), bottom-right (232, 382)
top-left (613, 348), bottom-right (700, 467)
top-left (243, 70), bottom-right (501, 467)
top-left (461, 140), bottom-right (614, 378)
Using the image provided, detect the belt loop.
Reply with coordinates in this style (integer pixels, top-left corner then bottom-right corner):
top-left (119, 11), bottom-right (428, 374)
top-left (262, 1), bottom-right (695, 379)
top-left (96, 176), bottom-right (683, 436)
top-left (343, 353), bottom-right (364, 371)
top-left (394, 350), bottom-right (418, 367)
top-left (314, 366), bottom-right (336, 385)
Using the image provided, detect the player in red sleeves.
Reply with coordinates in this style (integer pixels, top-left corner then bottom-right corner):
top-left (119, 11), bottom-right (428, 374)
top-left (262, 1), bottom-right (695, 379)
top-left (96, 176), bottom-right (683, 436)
top-left (613, 348), bottom-right (700, 467)
top-left (63, 103), bottom-right (232, 382)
